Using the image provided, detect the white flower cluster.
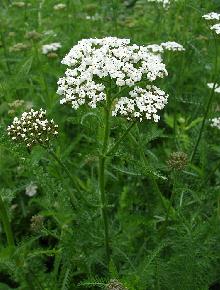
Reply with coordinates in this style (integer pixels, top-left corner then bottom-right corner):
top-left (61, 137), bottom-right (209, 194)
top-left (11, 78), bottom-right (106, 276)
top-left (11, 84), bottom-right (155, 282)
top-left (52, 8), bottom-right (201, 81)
top-left (210, 117), bottom-right (220, 130)
top-left (207, 83), bottom-right (220, 93)
top-left (7, 109), bottom-right (58, 148)
top-left (147, 0), bottom-right (177, 9)
top-left (57, 37), bottom-right (169, 119)
top-left (42, 42), bottom-right (62, 54)
top-left (203, 11), bottom-right (220, 35)
top-left (112, 85), bottom-right (168, 122)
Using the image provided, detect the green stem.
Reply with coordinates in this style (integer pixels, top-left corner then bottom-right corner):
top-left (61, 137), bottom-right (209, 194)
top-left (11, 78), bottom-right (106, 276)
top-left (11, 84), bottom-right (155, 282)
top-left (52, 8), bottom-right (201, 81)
top-left (98, 99), bottom-right (111, 267)
top-left (190, 34), bottom-right (218, 162)
top-left (107, 121), bottom-right (136, 156)
top-left (160, 172), bottom-right (177, 237)
top-left (0, 194), bottom-right (15, 247)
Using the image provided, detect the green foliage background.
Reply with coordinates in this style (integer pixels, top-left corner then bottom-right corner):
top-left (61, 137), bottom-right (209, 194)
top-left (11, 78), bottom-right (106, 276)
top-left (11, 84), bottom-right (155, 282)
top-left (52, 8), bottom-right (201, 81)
top-left (1, 0), bottom-right (220, 289)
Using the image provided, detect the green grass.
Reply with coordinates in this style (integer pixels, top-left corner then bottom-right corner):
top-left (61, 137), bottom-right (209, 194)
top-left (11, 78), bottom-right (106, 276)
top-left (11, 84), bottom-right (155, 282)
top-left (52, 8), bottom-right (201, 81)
top-left (1, 0), bottom-right (220, 289)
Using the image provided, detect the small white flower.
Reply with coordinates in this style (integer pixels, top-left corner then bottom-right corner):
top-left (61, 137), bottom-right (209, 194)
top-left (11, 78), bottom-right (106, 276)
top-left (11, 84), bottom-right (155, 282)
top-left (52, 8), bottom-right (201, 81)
top-left (161, 41), bottom-right (185, 51)
top-left (202, 12), bottom-right (220, 21)
top-left (53, 3), bottom-right (66, 10)
top-left (210, 23), bottom-right (220, 35)
top-left (146, 44), bottom-right (164, 53)
top-left (42, 42), bottom-right (62, 54)
top-left (210, 117), bottom-right (220, 130)
top-left (25, 182), bottom-right (37, 197)
top-left (147, 0), bottom-right (177, 9)
top-left (207, 83), bottom-right (220, 93)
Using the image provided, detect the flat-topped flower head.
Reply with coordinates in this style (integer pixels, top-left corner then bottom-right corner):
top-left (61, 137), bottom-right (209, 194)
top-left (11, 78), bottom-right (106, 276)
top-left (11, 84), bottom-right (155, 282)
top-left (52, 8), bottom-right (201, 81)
top-left (202, 12), bottom-right (220, 21)
top-left (112, 85), bottom-right (168, 122)
top-left (7, 109), bottom-right (58, 148)
top-left (42, 42), bottom-right (62, 55)
top-left (57, 37), bottom-right (168, 115)
top-left (210, 117), bottom-right (220, 130)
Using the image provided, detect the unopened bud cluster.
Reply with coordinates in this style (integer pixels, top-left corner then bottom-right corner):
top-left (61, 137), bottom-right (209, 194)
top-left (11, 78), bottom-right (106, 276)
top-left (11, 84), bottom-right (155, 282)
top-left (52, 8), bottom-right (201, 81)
top-left (30, 215), bottom-right (44, 233)
top-left (7, 109), bottom-right (58, 148)
top-left (167, 151), bottom-right (188, 171)
top-left (106, 279), bottom-right (127, 290)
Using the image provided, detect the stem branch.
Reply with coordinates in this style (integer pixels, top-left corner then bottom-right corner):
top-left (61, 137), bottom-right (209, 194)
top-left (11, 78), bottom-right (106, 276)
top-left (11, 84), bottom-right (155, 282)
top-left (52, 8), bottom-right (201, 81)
top-left (107, 121), bottom-right (136, 156)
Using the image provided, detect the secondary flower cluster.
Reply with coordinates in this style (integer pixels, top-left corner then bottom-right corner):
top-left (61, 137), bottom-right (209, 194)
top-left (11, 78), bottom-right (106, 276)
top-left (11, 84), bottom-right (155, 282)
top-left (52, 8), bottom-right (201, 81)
top-left (202, 12), bottom-right (220, 34)
top-left (112, 85), bottom-right (168, 122)
top-left (57, 37), bottom-right (172, 122)
top-left (7, 109), bottom-right (58, 148)
top-left (42, 42), bottom-right (62, 54)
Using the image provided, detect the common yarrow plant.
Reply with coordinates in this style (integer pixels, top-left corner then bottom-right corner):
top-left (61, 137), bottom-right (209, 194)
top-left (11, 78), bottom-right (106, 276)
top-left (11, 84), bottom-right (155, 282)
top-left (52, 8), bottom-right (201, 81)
top-left (56, 36), bottom-right (183, 266)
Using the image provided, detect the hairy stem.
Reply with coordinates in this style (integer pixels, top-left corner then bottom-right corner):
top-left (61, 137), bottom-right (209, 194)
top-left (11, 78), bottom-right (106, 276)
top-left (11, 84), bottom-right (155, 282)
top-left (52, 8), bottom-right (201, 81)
top-left (107, 121), bottom-right (136, 156)
top-left (0, 194), bottom-right (15, 247)
top-left (98, 98), bottom-right (111, 267)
